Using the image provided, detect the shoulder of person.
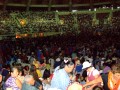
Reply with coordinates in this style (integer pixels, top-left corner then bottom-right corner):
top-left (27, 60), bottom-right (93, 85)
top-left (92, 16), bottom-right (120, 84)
top-left (16, 78), bottom-right (22, 83)
top-left (93, 69), bottom-right (100, 76)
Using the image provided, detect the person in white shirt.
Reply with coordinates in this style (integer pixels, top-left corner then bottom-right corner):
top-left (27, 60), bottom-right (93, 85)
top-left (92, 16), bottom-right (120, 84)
top-left (82, 61), bottom-right (100, 90)
top-left (49, 57), bottom-right (54, 73)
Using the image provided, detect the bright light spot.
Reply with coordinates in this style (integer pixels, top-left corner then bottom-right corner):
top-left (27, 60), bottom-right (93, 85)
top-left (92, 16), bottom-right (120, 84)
top-left (94, 8), bottom-right (96, 11)
top-left (89, 9), bottom-right (91, 11)
top-left (72, 10), bottom-right (77, 12)
top-left (56, 10), bottom-right (58, 12)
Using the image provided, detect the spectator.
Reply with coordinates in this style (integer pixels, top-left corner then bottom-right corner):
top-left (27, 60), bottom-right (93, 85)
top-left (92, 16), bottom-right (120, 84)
top-left (22, 75), bottom-right (38, 90)
top-left (82, 61), bottom-right (100, 90)
top-left (33, 59), bottom-right (42, 78)
top-left (83, 63), bottom-right (120, 90)
top-left (4, 67), bottom-right (22, 90)
top-left (17, 69), bottom-right (25, 83)
top-left (0, 74), bottom-right (2, 89)
top-left (50, 59), bottom-right (75, 90)
top-left (102, 63), bottom-right (111, 74)
top-left (29, 65), bottom-right (43, 90)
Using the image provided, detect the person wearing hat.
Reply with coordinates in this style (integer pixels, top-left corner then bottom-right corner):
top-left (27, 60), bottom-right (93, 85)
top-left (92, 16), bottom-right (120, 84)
top-left (82, 61), bottom-right (100, 90)
top-left (83, 63), bottom-right (120, 90)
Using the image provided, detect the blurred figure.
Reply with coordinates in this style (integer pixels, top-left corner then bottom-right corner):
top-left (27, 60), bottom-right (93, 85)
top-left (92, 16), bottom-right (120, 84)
top-left (82, 61), bottom-right (100, 90)
top-left (102, 63), bottom-right (111, 74)
top-left (33, 59), bottom-right (42, 78)
top-left (22, 75), bottom-right (38, 90)
top-left (23, 65), bottom-right (30, 76)
top-left (4, 67), bottom-right (22, 90)
top-left (0, 74), bottom-right (2, 89)
top-left (83, 63), bottom-right (120, 90)
top-left (50, 59), bottom-right (74, 90)
top-left (17, 69), bottom-right (24, 83)
top-left (29, 65), bottom-right (43, 90)
top-left (0, 73), bottom-right (2, 82)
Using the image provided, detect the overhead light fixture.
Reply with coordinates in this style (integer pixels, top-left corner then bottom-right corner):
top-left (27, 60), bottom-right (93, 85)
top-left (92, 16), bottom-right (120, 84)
top-left (111, 7), bottom-right (113, 10)
top-left (94, 8), bottom-right (96, 11)
top-left (117, 6), bottom-right (120, 9)
top-left (89, 9), bottom-right (91, 11)
top-left (72, 10), bottom-right (77, 12)
top-left (56, 10), bottom-right (58, 12)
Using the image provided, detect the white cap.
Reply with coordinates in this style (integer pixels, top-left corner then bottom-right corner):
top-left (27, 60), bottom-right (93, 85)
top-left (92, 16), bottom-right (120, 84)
top-left (82, 61), bottom-right (92, 69)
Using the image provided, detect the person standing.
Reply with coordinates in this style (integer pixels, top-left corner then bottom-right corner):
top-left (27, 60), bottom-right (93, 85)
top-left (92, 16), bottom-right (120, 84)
top-left (50, 59), bottom-right (75, 90)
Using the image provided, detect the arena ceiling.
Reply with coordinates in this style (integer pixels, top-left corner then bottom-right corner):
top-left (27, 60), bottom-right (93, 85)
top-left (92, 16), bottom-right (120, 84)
top-left (0, 0), bottom-right (120, 11)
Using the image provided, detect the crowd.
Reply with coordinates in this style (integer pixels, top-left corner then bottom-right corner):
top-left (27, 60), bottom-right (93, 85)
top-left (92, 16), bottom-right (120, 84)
top-left (0, 24), bottom-right (120, 90)
top-left (0, 10), bottom-right (120, 90)
top-left (0, 11), bottom-right (120, 34)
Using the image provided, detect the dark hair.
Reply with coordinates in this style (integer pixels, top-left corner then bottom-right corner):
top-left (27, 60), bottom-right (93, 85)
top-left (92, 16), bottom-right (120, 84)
top-left (60, 59), bottom-right (74, 69)
top-left (40, 60), bottom-right (44, 64)
top-left (10, 67), bottom-right (18, 73)
top-left (93, 86), bottom-right (103, 90)
top-left (111, 63), bottom-right (120, 74)
top-left (80, 57), bottom-right (85, 64)
top-left (24, 65), bottom-right (29, 71)
top-left (43, 69), bottom-right (50, 80)
top-left (18, 68), bottom-right (24, 76)
top-left (34, 80), bottom-right (43, 89)
top-left (30, 65), bottom-right (36, 72)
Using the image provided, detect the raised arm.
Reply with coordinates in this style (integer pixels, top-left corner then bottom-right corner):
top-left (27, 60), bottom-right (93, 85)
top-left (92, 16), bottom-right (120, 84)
top-left (83, 76), bottom-right (103, 88)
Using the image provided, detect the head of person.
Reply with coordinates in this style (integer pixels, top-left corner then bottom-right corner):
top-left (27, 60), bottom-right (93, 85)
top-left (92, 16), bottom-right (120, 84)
top-left (93, 86), bottom-right (103, 90)
top-left (111, 63), bottom-right (120, 79)
top-left (82, 61), bottom-right (92, 72)
top-left (67, 83), bottom-right (83, 90)
top-left (18, 68), bottom-right (24, 76)
top-left (10, 67), bottom-right (19, 78)
top-left (60, 59), bottom-right (74, 73)
top-left (24, 65), bottom-right (29, 71)
top-left (76, 59), bottom-right (80, 65)
top-left (35, 80), bottom-right (43, 90)
top-left (24, 75), bottom-right (35, 85)
top-left (30, 65), bottom-right (36, 72)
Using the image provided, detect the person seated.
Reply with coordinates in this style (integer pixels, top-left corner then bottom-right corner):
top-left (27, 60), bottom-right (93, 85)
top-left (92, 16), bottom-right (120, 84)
top-left (42, 69), bottom-right (51, 90)
top-left (29, 65), bottom-right (43, 90)
top-left (1, 65), bottom-right (10, 80)
top-left (82, 61), bottom-right (100, 90)
top-left (17, 68), bottom-right (25, 83)
top-left (102, 63), bottom-right (111, 74)
top-left (23, 65), bottom-right (30, 76)
top-left (33, 59), bottom-right (42, 78)
top-left (83, 63), bottom-right (120, 90)
top-left (22, 75), bottom-right (38, 90)
top-left (75, 59), bottom-right (83, 75)
top-left (4, 67), bottom-right (22, 90)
